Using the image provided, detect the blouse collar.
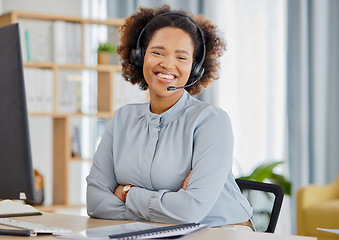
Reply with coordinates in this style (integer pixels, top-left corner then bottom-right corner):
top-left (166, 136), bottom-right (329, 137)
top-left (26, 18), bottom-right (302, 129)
top-left (145, 91), bottom-right (191, 128)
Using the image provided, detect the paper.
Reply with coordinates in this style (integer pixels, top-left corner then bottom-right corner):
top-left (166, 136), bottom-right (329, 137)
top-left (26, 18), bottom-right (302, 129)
top-left (317, 228), bottom-right (339, 234)
top-left (53, 222), bottom-right (161, 239)
top-left (0, 200), bottom-right (41, 217)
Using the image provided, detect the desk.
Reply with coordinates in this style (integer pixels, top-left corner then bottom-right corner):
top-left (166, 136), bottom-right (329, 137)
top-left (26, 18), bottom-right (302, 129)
top-left (0, 213), bottom-right (316, 240)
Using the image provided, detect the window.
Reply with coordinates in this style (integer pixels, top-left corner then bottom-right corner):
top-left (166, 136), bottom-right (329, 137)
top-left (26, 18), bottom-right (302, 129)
top-left (217, 0), bottom-right (287, 177)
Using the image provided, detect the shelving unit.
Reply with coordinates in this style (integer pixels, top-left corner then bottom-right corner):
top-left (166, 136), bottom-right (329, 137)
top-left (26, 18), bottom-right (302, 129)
top-left (0, 11), bottom-right (131, 207)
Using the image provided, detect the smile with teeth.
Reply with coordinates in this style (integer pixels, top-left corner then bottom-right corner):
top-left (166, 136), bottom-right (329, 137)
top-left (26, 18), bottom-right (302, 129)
top-left (156, 72), bottom-right (176, 80)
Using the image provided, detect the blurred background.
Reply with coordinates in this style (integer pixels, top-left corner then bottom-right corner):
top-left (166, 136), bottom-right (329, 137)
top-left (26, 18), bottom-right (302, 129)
top-left (0, 0), bottom-right (338, 236)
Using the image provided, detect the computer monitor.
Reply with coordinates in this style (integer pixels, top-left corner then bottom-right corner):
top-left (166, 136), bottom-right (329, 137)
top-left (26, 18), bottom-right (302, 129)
top-left (0, 23), bottom-right (36, 201)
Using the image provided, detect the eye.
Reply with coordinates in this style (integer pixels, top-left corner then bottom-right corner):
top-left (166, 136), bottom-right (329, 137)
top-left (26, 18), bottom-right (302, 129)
top-left (177, 56), bottom-right (187, 61)
top-left (151, 51), bottom-right (163, 56)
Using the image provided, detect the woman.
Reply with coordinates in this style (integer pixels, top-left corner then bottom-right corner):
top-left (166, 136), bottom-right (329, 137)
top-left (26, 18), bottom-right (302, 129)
top-left (86, 5), bottom-right (254, 230)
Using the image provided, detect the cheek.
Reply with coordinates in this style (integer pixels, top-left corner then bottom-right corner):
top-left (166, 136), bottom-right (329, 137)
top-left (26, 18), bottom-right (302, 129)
top-left (182, 64), bottom-right (193, 77)
top-left (143, 52), bottom-right (160, 70)
top-left (183, 57), bottom-right (194, 76)
top-left (142, 55), bottom-right (153, 80)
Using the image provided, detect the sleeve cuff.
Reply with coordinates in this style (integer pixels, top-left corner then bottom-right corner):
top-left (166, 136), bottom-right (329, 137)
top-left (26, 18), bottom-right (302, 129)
top-left (125, 187), bottom-right (155, 221)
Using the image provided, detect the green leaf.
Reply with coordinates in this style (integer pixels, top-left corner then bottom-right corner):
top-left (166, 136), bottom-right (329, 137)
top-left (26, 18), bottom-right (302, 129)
top-left (238, 161), bottom-right (292, 196)
top-left (243, 161), bottom-right (283, 182)
top-left (270, 174), bottom-right (292, 196)
top-left (97, 42), bottom-right (117, 53)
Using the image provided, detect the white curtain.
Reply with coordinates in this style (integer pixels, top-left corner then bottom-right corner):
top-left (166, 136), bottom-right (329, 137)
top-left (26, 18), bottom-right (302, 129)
top-left (287, 0), bottom-right (339, 233)
top-left (217, 0), bottom-right (287, 178)
top-left (287, 0), bottom-right (339, 188)
top-left (217, 1), bottom-right (289, 233)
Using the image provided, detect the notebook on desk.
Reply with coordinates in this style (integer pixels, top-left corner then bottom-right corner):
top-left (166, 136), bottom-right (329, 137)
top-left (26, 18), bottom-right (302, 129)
top-left (108, 222), bottom-right (207, 239)
top-left (0, 199), bottom-right (42, 217)
top-left (54, 222), bottom-right (207, 240)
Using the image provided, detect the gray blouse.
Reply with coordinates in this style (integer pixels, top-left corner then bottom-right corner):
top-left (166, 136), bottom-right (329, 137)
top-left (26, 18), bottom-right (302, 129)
top-left (86, 90), bottom-right (252, 227)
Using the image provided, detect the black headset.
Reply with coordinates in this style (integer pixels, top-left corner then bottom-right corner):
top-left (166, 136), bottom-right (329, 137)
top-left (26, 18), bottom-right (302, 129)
top-left (130, 12), bottom-right (206, 85)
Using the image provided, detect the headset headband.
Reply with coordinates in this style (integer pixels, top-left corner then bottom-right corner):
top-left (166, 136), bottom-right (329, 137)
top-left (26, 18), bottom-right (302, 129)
top-left (135, 12), bottom-right (206, 72)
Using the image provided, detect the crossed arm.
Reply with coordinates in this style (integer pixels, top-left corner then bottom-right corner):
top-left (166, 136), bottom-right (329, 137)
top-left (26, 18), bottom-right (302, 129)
top-left (114, 171), bottom-right (192, 202)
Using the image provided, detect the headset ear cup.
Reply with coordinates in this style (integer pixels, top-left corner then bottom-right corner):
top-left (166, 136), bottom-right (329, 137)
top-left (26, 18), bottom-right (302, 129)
top-left (138, 47), bottom-right (145, 67)
top-left (189, 61), bottom-right (204, 83)
top-left (130, 48), bottom-right (144, 67)
top-left (189, 62), bottom-right (198, 84)
top-left (130, 48), bottom-right (137, 66)
top-left (196, 67), bottom-right (205, 81)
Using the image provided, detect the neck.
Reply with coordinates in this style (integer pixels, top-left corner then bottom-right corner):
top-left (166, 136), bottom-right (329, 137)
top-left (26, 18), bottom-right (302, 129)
top-left (149, 90), bottom-right (184, 114)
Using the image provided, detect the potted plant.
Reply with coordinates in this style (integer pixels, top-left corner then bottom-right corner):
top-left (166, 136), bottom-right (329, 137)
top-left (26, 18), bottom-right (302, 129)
top-left (97, 42), bottom-right (117, 65)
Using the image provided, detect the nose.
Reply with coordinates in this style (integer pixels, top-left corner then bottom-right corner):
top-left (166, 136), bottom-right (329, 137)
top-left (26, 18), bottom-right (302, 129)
top-left (160, 56), bottom-right (176, 69)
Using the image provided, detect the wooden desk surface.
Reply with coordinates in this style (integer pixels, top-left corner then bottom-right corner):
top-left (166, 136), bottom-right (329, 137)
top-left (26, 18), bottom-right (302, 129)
top-left (0, 213), bottom-right (316, 240)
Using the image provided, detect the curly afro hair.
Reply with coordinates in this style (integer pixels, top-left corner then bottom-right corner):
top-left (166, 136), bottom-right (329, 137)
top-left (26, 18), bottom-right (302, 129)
top-left (117, 5), bottom-right (226, 96)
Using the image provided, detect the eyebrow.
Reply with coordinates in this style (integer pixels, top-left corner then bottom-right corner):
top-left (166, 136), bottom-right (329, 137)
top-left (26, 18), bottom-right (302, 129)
top-left (150, 46), bottom-right (191, 56)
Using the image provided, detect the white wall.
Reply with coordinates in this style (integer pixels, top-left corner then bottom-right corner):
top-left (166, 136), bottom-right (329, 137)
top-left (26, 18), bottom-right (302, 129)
top-left (2, 0), bottom-right (82, 16)
top-left (28, 118), bottom-right (53, 205)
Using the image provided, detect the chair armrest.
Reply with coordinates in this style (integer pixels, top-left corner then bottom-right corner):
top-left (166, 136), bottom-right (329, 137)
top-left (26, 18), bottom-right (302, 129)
top-left (298, 175), bottom-right (339, 209)
top-left (297, 184), bottom-right (336, 210)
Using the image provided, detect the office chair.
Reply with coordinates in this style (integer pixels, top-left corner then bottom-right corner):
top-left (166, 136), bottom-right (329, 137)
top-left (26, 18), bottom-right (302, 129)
top-left (236, 179), bottom-right (284, 233)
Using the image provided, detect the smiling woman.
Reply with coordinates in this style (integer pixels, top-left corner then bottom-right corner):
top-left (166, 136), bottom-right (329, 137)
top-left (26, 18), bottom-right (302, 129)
top-left (86, 4), bottom-right (254, 230)
top-left (118, 5), bottom-right (223, 96)
top-left (143, 27), bottom-right (194, 113)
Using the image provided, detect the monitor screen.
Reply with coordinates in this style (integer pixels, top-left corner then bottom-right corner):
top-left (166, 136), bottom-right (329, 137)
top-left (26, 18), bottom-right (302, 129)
top-left (0, 23), bottom-right (36, 200)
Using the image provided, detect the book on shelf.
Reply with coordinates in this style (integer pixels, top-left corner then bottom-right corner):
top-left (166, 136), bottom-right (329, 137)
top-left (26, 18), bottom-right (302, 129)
top-left (18, 19), bottom-right (82, 64)
top-left (53, 20), bottom-right (68, 64)
top-left (24, 68), bottom-right (54, 113)
top-left (57, 69), bottom-right (99, 114)
top-left (19, 25), bottom-right (28, 62)
top-left (57, 69), bottom-right (82, 113)
top-left (71, 125), bottom-right (82, 158)
top-left (66, 22), bottom-right (82, 64)
top-left (18, 19), bottom-right (53, 63)
top-left (0, 200), bottom-right (41, 217)
top-left (80, 70), bottom-right (98, 114)
top-left (113, 72), bottom-right (148, 110)
top-left (24, 68), bottom-right (99, 115)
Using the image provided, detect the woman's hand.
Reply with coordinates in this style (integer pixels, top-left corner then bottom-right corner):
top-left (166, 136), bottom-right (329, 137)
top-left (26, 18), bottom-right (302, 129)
top-left (181, 170), bottom-right (192, 190)
top-left (114, 185), bottom-right (133, 202)
top-left (114, 185), bottom-right (125, 202)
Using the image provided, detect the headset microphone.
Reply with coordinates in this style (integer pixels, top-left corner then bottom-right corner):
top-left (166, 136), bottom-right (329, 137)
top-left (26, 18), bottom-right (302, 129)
top-left (167, 78), bottom-right (199, 91)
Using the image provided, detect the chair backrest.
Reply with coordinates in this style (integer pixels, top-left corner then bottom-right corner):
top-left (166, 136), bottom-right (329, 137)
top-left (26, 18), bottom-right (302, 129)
top-left (235, 179), bottom-right (284, 233)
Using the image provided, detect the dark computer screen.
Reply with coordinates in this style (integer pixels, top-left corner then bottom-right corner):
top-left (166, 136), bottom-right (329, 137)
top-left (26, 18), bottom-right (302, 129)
top-left (0, 23), bottom-right (36, 200)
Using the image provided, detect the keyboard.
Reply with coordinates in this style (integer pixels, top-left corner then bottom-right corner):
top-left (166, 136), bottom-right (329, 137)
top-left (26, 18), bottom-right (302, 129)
top-left (0, 218), bottom-right (71, 235)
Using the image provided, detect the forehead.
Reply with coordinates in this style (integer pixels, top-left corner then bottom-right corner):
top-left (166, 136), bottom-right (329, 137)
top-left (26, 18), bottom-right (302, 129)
top-left (147, 27), bottom-right (194, 53)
